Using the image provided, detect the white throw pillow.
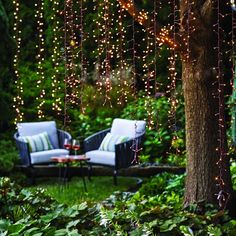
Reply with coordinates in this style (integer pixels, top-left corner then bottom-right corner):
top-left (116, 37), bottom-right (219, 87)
top-left (20, 132), bottom-right (53, 153)
top-left (99, 133), bottom-right (129, 152)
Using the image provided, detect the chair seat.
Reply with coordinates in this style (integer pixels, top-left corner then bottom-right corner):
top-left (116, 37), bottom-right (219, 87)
top-left (86, 150), bottom-right (115, 166)
top-left (31, 149), bottom-right (69, 164)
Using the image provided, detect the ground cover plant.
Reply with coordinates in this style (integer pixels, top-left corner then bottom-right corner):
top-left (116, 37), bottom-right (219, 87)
top-left (1, 167), bottom-right (236, 235)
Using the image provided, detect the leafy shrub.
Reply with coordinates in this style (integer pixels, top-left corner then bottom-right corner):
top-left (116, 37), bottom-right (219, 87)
top-left (1, 173), bottom-right (236, 235)
top-left (121, 94), bottom-right (186, 164)
top-left (0, 140), bottom-right (18, 174)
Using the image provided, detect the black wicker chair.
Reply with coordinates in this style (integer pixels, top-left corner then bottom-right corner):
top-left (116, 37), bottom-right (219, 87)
top-left (84, 119), bottom-right (146, 185)
top-left (14, 121), bottom-right (71, 183)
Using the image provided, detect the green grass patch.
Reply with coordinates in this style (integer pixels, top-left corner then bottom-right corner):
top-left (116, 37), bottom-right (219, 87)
top-left (29, 176), bottom-right (138, 206)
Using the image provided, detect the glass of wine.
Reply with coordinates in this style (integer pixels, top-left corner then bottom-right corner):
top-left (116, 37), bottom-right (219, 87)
top-left (72, 139), bottom-right (80, 156)
top-left (64, 138), bottom-right (71, 157)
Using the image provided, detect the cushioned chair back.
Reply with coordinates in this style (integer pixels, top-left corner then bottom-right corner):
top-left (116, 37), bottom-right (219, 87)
top-left (110, 118), bottom-right (146, 138)
top-left (17, 121), bottom-right (59, 149)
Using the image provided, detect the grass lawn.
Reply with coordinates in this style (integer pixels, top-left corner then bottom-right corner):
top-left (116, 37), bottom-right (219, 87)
top-left (29, 176), bottom-right (139, 206)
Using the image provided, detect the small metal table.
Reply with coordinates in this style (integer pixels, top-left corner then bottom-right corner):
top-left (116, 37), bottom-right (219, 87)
top-left (51, 155), bottom-right (90, 191)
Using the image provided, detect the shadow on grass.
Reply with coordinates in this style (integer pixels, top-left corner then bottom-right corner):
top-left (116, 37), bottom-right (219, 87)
top-left (29, 176), bottom-right (140, 206)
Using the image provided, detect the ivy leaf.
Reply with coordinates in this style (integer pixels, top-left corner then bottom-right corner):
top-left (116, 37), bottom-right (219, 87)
top-left (54, 229), bottom-right (68, 236)
top-left (67, 219), bottom-right (81, 229)
top-left (159, 220), bottom-right (177, 232)
top-left (21, 227), bottom-right (41, 236)
top-left (78, 202), bottom-right (88, 211)
top-left (7, 223), bottom-right (26, 235)
top-left (207, 225), bottom-right (222, 236)
top-left (0, 219), bottom-right (10, 231)
top-left (179, 225), bottom-right (194, 236)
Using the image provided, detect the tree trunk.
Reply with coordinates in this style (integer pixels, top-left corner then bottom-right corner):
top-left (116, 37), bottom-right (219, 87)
top-left (180, 1), bottom-right (233, 207)
top-left (117, 0), bottom-right (234, 208)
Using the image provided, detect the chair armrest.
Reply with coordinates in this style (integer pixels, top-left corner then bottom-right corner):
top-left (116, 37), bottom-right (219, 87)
top-left (14, 133), bottom-right (31, 166)
top-left (115, 134), bottom-right (145, 169)
top-left (84, 128), bottom-right (110, 152)
top-left (57, 129), bottom-right (72, 149)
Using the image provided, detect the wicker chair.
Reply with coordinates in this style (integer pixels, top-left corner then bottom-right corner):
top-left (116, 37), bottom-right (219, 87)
top-left (84, 118), bottom-right (146, 185)
top-left (14, 121), bottom-right (71, 183)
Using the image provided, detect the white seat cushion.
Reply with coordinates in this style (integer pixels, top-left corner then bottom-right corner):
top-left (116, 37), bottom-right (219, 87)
top-left (30, 149), bottom-right (69, 164)
top-left (17, 121), bottom-right (59, 149)
top-left (110, 118), bottom-right (146, 138)
top-left (86, 150), bottom-right (115, 166)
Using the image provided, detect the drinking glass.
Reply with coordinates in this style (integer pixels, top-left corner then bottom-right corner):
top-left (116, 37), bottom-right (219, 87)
top-left (64, 138), bottom-right (71, 157)
top-left (72, 139), bottom-right (80, 156)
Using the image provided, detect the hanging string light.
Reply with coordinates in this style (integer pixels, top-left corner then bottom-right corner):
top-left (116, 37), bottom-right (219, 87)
top-left (117, 0), bottom-right (177, 49)
top-left (50, 0), bottom-right (63, 115)
top-left (231, 0), bottom-right (236, 8)
top-left (103, 0), bottom-right (112, 106)
top-left (63, 0), bottom-right (80, 127)
top-left (167, 0), bottom-right (180, 155)
top-left (35, 0), bottom-right (46, 119)
top-left (214, 0), bottom-right (230, 210)
top-left (93, 0), bottom-right (112, 104)
top-left (131, 0), bottom-right (137, 99)
top-left (12, 0), bottom-right (24, 124)
top-left (78, 0), bottom-right (88, 114)
top-left (116, 3), bottom-right (130, 105)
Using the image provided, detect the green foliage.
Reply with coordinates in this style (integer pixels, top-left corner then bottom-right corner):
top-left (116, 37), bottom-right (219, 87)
top-left (1, 173), bottom-right (236, 235)
top-left (230, 161), bottom-right (236, 191)
top-left (0, 140), bottom-right (18, 173)
top-left (121, 94), bottom-right (185, 164)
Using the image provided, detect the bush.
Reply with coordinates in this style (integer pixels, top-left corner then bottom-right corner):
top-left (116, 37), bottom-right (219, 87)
top-left (121, 94), bottom-right (186, 164)
top-left (0, 140), bottom-right (18, 174)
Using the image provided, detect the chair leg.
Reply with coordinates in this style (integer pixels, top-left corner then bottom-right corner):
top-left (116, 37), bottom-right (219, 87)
top-left (113, 170), bottom-right (117, 185)
top-left (28, 167), bottom-right (36, 185)
top-left (88, 165), bottom-right (92, 181)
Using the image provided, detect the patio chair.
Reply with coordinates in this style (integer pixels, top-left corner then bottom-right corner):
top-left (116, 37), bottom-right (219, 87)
top-left (84, 118), bottom-right (146, 185)
top-left (14, 121), bottom-right (72, 183)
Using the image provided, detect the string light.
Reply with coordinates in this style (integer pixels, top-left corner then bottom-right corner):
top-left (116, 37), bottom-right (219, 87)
top-left (231, 0), bottom-right (236, 8)
top-left (103, 0), bottom-right (112, 106)
top-left (50, 0), bottom-right (63, 115)
top-left (12, 0), bottom-right (24, 124)
top-left (167, 0), bottom-right (180, 155)
top-left (78, 0), bottom-right (88, 114)
top-left (63, 0), bottom-right (80, 127)
top-left (131, 0), bottom-right (137, 99)
top-left (214, 0), bottom-right (230, 209)
top-left (116, 3), bottom-right (130, 105)
top-left (117, 0), bottom-right (177, 49)
top-left (35, 0), bottom-right (46, 119)
top-left (231, 3), bottom-right (236, 157)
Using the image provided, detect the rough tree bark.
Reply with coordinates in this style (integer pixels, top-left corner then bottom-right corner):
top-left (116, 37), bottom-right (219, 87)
top-left (180, 1), bottom-right (233, 208)
top-left (118, 0), bottom-right (233, 208)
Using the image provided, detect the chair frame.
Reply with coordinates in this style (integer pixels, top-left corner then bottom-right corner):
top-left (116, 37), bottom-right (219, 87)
top-left (14, 129), bottom-right (71, 183)
top-left (84, 128), bottom-right (145, 185)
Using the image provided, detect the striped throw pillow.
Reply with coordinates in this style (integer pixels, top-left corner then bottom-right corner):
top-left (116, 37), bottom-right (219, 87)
top-left (20, 132), bottom-right (53, 153)
top-left (99, 133), bottom-right (129, 152)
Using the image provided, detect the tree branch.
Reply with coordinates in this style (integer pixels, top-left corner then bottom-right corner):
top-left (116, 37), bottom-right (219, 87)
top-left (117, 0), bottom-right (182, 51)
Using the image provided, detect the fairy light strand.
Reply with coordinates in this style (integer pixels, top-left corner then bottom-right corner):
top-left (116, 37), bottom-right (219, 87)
top-left (103, 0), bottom-right (112, 106)
top-left (13, 0), bottom-right (24, 124)
top-left (93, 0), bottom-right (103, 97)
top-left (63, 0), bottom-right (80, 127)
top-left (50, 0), bottom-right (63, 115)
top-left (214, 0), bottom-right (230, 209)
top-left (167, 0), bottom-right (180, 155)
top-left (35, 0), bottom-right (46, 119)
top-left (79, 0), bottom-right (88, 114)
top-left (117, 0), bottom-right (177, 49)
